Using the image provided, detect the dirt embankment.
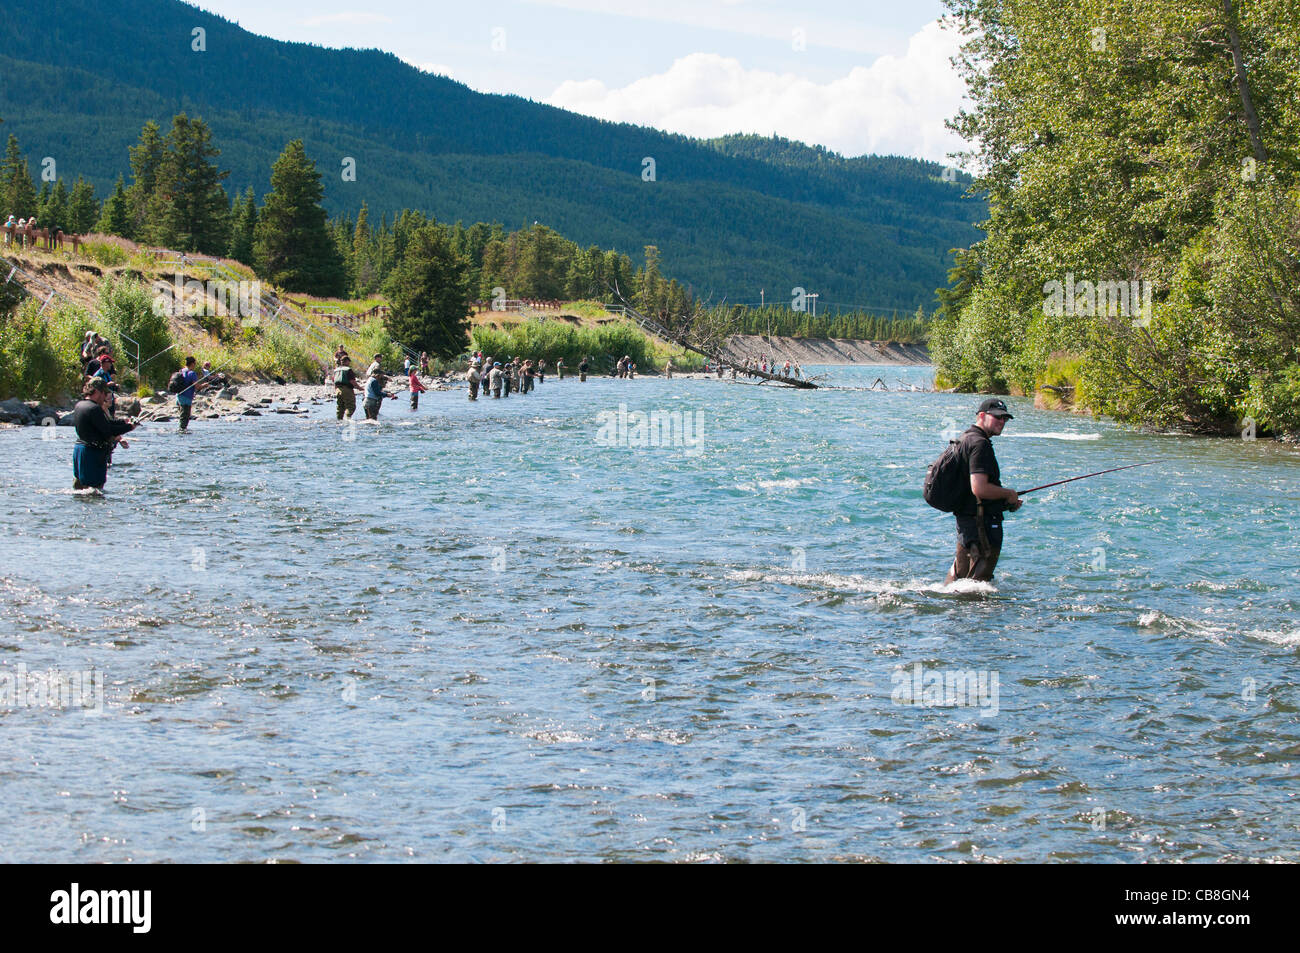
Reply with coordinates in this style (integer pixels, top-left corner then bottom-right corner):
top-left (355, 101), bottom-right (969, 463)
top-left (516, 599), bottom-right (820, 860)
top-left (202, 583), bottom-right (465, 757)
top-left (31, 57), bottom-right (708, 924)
top-left (722, 335), bottom-right (930, 366)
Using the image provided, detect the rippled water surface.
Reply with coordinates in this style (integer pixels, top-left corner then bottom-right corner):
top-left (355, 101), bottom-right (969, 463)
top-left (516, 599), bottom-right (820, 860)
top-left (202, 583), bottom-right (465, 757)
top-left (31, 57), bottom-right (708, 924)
top-left (2, 365), bottom-right (1298, 862)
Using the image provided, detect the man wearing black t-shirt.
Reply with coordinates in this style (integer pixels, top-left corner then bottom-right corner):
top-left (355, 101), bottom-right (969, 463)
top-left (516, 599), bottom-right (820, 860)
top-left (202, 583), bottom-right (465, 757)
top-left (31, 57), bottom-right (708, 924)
top-left (944, 398), bottom-right (1022, 583)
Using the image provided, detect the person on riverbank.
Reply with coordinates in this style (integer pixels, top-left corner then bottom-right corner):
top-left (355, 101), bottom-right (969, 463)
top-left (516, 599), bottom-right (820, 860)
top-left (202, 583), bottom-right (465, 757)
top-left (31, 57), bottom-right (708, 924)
top-left (72, 378), bottom-right (135, 491)
top-left (333, 356), bottom-right (362, 420)
top-left (367, 353), bottom-right (383, 379)
top-left (364, 371), bottom-right (388, 419)
top-left (174, 356), bottom-right (209, 432)
top-left (944, 398), bottom-right (1022, 584)
top-left (665, 359), bottom-right (673, 380)
top-left (409, 367), bottom-right (426, 410)
top-left (420, 352), bottom-right (430, 376)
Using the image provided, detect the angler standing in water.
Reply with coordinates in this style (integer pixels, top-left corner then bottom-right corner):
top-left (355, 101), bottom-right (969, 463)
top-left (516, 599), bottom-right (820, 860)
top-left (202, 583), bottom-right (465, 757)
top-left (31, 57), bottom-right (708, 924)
top-left (72, 378), bottom-right (136, 491)
top-left (933, 398), bottom-right (1022, 583)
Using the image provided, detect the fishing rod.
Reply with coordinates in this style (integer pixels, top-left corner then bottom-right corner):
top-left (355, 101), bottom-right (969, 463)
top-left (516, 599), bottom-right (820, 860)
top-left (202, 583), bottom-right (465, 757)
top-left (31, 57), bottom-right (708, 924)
top-left (1019, 461), bottom-right (1160, 496)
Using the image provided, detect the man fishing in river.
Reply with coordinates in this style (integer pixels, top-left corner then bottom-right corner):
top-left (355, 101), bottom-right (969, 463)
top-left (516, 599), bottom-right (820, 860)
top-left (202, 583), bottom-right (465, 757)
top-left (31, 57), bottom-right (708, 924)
top-left (72, 378), bottom-right (136, 492)
top-left (944, 398), bottom-right (1022, 584)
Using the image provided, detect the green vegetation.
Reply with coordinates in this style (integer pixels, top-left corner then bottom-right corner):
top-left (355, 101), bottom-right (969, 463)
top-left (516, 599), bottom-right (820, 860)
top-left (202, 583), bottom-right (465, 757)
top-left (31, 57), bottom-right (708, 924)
top-left (933, 0), bottom-right (1300, 435)
top-left (0, 298), bottom-right (84, 401)
top-left (254, 141), bottom-right (344, 296)
top-left (96, 276), bottom-right (173, 388)
top-left (469, 319), bottom-right (703, 374)
top-left (384, 223), bottom-right (473, 358)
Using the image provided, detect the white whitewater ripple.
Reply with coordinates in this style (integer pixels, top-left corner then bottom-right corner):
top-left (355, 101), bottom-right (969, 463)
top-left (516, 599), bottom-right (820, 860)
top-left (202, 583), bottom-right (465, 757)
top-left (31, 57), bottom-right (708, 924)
top-left (733, 477), bottom-right (821, 491)
top-left (1247, 629), bottom-right (1300, 648)
top-left (727, 569), bottom-right (995, 597)
top-left (1005, 432), bottom-right (1101, 441)
top-left (1134, 609), bottom-right (1296, 647)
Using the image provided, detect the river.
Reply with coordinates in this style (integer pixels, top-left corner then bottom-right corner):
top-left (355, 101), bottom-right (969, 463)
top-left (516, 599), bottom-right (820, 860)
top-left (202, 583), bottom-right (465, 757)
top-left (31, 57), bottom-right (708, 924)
top-left (1, 364), bottom-right (1297, 862)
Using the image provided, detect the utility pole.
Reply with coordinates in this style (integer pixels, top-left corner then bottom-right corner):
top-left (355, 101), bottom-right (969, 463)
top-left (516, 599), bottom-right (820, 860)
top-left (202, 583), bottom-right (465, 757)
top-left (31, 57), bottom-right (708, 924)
top-left (809, 293), bottom-right (819, 318)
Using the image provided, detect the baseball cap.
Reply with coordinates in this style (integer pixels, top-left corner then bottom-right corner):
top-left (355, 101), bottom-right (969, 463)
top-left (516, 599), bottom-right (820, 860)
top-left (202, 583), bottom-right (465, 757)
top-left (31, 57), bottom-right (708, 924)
top-left (978, 398), bottom-right (1014, 419)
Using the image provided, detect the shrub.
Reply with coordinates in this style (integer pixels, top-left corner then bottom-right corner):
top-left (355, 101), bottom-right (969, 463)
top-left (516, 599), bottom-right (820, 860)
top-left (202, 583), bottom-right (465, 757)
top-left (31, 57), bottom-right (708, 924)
top-left (248, 327), bottom-right (319, 381)
top-left (352, 319), bottom-right (404, 370)
top-left (82, 241), bottom-right (130, 268)
top-left (97, 276), bottom-right (174, 388)
top-left (0, 298), bottom-right (85, 401)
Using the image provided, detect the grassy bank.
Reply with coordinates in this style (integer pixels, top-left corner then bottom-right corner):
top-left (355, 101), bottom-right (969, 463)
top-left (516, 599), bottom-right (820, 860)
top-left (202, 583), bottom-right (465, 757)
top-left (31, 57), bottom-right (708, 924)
top-left (0, 251), bottom-right (707, 402)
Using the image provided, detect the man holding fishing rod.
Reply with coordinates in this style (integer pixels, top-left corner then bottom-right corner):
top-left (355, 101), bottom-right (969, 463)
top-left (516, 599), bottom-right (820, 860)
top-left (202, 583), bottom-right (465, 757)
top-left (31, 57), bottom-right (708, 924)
top-left (941, 398), bottom-right (1021, 584)
top-left (927, 398), bottom-right (1160, 583)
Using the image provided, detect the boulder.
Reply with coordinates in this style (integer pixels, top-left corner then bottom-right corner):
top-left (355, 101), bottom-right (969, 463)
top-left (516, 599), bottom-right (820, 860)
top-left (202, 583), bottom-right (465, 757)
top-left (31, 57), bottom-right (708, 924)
top-left (0, 398), bottom-right (33, 425)
top-left (32, 404), bottom-right (62, 427)
top-left (242, 408), bottom-right (262, 416)
top-left (114, 397), bottom-right (142, 417)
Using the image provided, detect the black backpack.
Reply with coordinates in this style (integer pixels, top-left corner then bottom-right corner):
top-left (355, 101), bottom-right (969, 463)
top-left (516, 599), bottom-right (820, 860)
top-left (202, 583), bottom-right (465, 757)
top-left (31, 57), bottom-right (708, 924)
top-left (923, 440), bottom-right (970, 512)
top-left (167, 370), bottom-right (188, 394)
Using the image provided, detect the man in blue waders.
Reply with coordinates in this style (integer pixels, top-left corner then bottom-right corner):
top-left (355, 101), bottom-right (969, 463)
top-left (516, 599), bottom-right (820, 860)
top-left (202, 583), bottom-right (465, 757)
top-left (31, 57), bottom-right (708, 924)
top-left (72, 378), bottom-right (136, 491)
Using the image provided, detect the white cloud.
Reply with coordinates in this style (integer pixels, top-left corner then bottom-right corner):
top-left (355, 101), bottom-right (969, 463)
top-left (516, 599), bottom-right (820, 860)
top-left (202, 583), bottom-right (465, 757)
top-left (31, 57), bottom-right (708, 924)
top-left (546, 19), bottom-right (966, 163)
top-left (521, 0), bottom-right (911, 56)
top-left (399, 56), bottom-right (455, 78)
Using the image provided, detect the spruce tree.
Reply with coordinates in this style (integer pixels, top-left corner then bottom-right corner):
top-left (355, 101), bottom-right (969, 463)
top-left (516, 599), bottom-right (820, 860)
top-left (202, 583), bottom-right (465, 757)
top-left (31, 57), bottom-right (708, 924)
top-left (146, 114), bottom-right (230, 254)
top-left (125, 120), bottom-right (165, 242)
top-left (253, 140), bottom-right (345, 295)
top-left (67, 177), bottom-right (99, 233)
top-left (384, 222), bottom-right (472, 357)
top-left (1, 135), bottom-right (37, 219)
top-left (96, 175), bottom-right (133, 237)
top-left (41, 180), bottom-right (70, 231)
top-left (228, 186), bottom-right (258, 265)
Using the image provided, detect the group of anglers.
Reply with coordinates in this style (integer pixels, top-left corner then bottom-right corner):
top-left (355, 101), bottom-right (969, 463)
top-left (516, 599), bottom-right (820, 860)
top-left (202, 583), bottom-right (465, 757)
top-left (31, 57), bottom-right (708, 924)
top-left (66, 333), bottom-right (1037, 585)
top-left (70, 346), bottom-right (225, 491)
top-left (464, 353), bottom-right (608, 398)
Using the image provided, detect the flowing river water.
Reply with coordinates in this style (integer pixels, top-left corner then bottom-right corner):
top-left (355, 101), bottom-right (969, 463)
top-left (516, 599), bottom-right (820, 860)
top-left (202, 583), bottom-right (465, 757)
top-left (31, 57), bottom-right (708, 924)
top-left (1, 364), bottom-right (1297, 862)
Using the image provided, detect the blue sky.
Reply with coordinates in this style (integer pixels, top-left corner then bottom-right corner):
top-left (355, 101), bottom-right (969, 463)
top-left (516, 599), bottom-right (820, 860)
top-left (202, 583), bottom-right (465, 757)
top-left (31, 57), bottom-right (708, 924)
top-left (191, 0), bottom-right (965, 162)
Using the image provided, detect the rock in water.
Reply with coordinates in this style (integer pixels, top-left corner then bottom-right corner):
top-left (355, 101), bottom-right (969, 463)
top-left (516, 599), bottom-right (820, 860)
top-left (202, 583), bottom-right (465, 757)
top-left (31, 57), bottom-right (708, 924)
top-left (0, 398), bottom-right (33, 425)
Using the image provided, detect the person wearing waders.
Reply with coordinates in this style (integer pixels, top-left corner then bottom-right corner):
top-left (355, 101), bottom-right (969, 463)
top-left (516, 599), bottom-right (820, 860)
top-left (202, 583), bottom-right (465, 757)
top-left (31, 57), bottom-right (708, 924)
top-left (72, 378), bottom-right (135, 491)
top-left (467, 361), bottom-right (481, 401)
top-left (944, 398), bottom-right (1022, 583)
top-left (409, 367), bottom-right (426, 410)
top-left (363, 372), bottom-right (388, 420)
top-left (334, 355), bottom-right (362, 420)
top-left (174, 356), bottom-right (208, 432)
top-left (489, 362), bottom-right (503, 398)
top-left (579, 357), bottom-right (589, 382)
